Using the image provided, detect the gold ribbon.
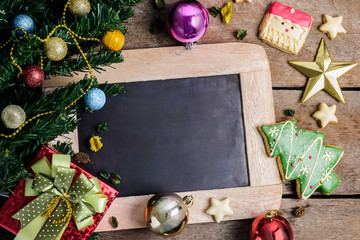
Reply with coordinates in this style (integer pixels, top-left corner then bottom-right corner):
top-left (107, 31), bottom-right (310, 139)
top-left (12, 154), bottom-right (108, 240)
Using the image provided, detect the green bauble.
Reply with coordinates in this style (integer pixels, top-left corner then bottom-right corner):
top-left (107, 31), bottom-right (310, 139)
top-left (69, 0), bottom-right (91, 17)
top-left (43, 37), bottom-right (68, 61)
top-left (1, 105), bottom-right (26, 129)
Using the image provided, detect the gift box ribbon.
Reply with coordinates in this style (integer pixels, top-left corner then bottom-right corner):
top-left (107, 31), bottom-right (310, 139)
top-left (12, 154), bottom-right (108, 240)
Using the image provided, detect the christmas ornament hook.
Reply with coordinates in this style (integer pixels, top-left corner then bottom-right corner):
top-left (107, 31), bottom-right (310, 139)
top-left (265, 209), bottom-right (284, 220)
top-left (182, 195), bottom-right (194, 207)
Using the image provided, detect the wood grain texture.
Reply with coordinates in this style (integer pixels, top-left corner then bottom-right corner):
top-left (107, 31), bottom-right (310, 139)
top-left (104, 198), bottom-right (359, 240)
top-left (240, 71), bottom-right (280, 187)
top-left (119, 0), bottom-right (359, 88)
top-left (96, 184), bottom-right (282, 232)
top-left (274, 90), bottom-right (360, 196)
top-left (1, 198), bottom-right (359, 239)
top-left (48, 43), bottom-right (282, 231)
top-left (1, 88), bottom-right (359, 237)
top-left (1, 0), bottom-right (359, 239)
top-left (44, 42), bottom-right (269, 87)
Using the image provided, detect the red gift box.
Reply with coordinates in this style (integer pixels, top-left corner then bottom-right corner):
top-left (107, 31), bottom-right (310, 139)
top-left (0, 145), bottom-right (118, 240)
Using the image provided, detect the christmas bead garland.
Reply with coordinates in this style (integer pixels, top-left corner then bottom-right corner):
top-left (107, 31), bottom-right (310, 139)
top-left (0, 0), bottom-right (101, 139)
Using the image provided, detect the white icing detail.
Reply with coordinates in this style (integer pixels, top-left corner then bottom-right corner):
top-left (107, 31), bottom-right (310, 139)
top-left (290, 8), bottom-right (295, 13)
top-left (268, 127), bottom-right (279, 137)
top-left (322, 152), bottom-right (333, 162)
top-left (298, 137), bottom-right (323, 199)
top-left (271, 14), bottom-right (309, 30)
top-left (269, 120), bottom-right (333, 200)
top-left (270, 121), bottom-right (294, 180)
top-left (300, 165), bottom-right (310, 175)
top-left (259, 14), bottom-right (309, 54)
top-left (322, 171), bottom-right (332, 182)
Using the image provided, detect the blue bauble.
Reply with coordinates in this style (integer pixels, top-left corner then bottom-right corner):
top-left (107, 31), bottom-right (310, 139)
top-left (12, 14), bottom-right (35, 36)
top-left (84, 88), bottom-right (106, 110)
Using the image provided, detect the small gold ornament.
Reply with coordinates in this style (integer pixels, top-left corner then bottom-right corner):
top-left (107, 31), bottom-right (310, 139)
top-left (102, 30), bottom-right (125, 51)
top-left (145, 193), bottom-right (193, 237)
top-left (289, 38), bottom-right (357, 103)
top-left (1, 105), bottom-right (26, 129)
top-left (43, 37), bottom-right (68, 61)
top-left (69, 0), bottom-right (91, 17)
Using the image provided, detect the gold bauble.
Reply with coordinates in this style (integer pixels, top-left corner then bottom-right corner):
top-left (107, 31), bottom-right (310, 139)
top-left (69, 0), bottom-right (91, 17)
top-left (145, 193), bottom-right (193, 237)
top-left (102, 30), bottom-right (125, 51)
top-left (43, 37), bottom-right (68, 61)
top-left (1, 105), bottom-right (26, 129)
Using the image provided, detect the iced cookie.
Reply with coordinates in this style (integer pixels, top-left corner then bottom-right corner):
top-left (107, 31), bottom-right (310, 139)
top-left (206, 197), bottom-right (233, 223)
top-left (259, 2), bottom-right (312, 55)
top-left (319, 14), bottom-right (346, 40)
top-left (259, 120), bottom-right (343, 200)
top-left (312, 103), bottom-right (338, 128)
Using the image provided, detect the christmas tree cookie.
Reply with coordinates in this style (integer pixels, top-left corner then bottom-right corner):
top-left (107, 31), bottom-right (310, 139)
top-left (259, 120), bottom-right (343, 200)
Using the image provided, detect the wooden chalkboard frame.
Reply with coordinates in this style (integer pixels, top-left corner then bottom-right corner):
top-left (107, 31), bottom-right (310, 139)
top-left (46, 43), bottom-right (282, 231)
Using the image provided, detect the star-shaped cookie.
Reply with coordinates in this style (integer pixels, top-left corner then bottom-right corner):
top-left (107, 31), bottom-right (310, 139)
top-left (205, 197), bottom-right (233, 223)
top-left (319, 14), bottom-right (346, 40)
top-left (312, 103), bottom-right (338, 128)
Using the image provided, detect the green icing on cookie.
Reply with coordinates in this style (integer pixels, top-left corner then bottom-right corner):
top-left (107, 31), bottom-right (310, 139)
top-left (260, 120), bottom-right (343, 200)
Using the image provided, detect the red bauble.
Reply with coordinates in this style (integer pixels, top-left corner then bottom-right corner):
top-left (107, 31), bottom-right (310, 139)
top-left (250, 210), bottom-right (293, 240)
top-left (22, 65), bottom-right (45, 87)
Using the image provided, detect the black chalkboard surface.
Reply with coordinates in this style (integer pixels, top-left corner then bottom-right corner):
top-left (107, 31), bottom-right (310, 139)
top-left (78, 74), bottom-right (249, 197)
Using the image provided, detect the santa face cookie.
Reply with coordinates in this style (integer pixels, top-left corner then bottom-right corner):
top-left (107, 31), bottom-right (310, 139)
top-left (259, 2), bottom-right (312, 55)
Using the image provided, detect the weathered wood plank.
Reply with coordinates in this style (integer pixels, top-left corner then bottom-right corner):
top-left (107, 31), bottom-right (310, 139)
top-left (96, 185), bottom-right (282, 231)
top-left (273, 90), bottom-right (360, 195)
top-left (122, 0), bottom-right (360, 87)
top-left (1, 198), bottom-right (359, 239)
top-left (96, 198), bottom-right (360, 239)
top-left (45, 42), bottom-right (271, 87)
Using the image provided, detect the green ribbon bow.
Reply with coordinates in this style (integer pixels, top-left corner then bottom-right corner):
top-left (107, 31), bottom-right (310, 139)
top-left (13, 154), bottom-right (108, 240)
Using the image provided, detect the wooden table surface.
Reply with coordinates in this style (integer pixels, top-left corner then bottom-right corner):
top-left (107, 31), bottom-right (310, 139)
top-left (1, 0), bottom-right (359, 239)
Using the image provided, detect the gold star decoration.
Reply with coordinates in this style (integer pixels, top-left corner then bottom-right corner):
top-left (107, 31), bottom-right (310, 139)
top-left (289, 38), bottom-right (357, 103)
top-left (312, 103), bottom-right (338, 128)
top-left (205, 197), bottom-right (233, 223)
top-left (319, 14), bottom-right (346, 40)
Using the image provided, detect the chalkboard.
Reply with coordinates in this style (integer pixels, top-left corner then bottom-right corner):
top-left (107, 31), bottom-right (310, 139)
top-left (49, 43), bottom-right (282, 230)
top-left (78, 74), bottom-right (249, 197)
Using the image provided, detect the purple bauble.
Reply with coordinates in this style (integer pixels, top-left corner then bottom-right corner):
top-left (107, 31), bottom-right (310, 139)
top-left (167, 0), bottom-right (209, 43)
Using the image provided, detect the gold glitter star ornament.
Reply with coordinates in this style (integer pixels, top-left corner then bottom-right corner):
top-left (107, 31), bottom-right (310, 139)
top-left (289, 38), bottom-right (357, 103)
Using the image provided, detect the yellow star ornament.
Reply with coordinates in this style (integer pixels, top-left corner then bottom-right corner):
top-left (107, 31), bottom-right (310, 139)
top-left (289, 38), bottom-right (357, 103)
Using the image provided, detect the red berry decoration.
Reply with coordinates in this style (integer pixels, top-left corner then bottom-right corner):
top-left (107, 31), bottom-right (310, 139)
top-left (22, 65), bottom-right (45, 87)
top-left (250, 210), bottom-right (293, 240)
